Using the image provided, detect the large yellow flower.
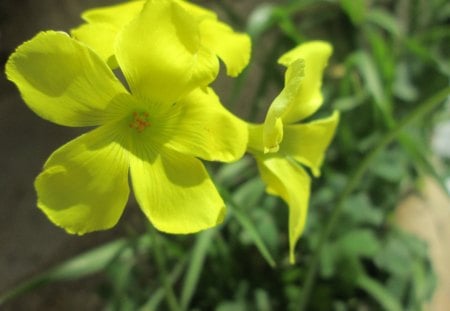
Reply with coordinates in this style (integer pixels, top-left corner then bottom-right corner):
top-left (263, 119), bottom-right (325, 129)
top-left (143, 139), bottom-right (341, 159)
top-left (71, 0), bottom-right (251, 76)
top-left (248, 41), bottom-right (339, 263)
top-left (6, 0), bottom-right (247, 235)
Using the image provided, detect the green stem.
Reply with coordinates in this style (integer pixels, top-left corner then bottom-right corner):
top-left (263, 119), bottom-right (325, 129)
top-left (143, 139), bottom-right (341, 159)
top-left (298, 86), bottom-right (450, 311)
top-left (151, 230), bottom-right (181, 311)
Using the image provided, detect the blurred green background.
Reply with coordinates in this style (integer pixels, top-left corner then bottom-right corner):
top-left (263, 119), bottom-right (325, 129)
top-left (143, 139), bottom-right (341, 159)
top-left (0, 0), bottom-right (449, 310)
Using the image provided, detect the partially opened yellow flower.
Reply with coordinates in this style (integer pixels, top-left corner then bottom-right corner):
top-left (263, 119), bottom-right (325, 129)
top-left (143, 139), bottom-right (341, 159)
top-left (247, 41), bottom-right (339, 263)
top-left (71, 0), bottom-right (251, 77)
top-left (6, 0), bottom-right (247, 235)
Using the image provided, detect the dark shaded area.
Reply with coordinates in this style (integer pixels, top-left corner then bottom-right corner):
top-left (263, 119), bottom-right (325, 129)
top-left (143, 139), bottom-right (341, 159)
top-left (0, 0), bottom-right (269, 309)
top-left (0, 1), bottom-right (140, 309)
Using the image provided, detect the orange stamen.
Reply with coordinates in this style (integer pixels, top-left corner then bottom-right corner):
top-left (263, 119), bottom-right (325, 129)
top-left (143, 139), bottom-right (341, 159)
top-left (129, 111), bottom-right (151, 133)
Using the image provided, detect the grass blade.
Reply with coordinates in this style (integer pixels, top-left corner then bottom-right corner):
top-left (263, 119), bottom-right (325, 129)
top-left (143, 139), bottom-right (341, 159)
top-left (180, 228), bottom-right (217, 311)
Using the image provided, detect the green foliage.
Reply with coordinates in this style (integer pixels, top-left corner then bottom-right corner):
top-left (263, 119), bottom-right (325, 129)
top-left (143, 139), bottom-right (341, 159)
top-left (1, 0), bottom-right (449, 310)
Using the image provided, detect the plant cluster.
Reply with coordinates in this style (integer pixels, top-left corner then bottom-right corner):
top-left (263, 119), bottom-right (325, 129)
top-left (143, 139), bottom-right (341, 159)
top-left (2, 0), bottom-right (449, 310)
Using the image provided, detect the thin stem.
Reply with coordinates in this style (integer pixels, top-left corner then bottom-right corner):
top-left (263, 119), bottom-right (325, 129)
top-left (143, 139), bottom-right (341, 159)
top-left (151, 230), bottom-right (181, 311)
top-left (298, 86), bottom-right (450, 311)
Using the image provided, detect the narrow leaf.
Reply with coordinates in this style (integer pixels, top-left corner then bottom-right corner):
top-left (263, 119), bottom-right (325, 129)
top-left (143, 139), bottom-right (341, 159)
top-left (229, 203), bottom-right (276, 267)
top-left (180, 229), bottom-right (216, 311)
top-left (357, 274), bottom-right (403, 311)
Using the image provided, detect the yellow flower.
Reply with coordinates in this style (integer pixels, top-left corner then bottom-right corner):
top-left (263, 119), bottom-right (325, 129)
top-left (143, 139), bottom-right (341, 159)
top-left (5, 0), bottom-right (247, 235)
top-left (248, 41), bottom-right (339, 263)
top-left (71, 0), bottom-right (251, 76)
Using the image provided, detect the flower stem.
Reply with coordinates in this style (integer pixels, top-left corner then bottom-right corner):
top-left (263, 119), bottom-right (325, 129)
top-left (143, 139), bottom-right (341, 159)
top-left (298, 86), bottom-right (450, 311)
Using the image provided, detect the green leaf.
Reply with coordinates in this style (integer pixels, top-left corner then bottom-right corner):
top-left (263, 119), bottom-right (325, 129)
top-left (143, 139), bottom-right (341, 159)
top-left (393, 62), bottom-right (419, 101)
top-left (247, 4), bottom-right (277, 40)
top-left (336, 229), bottom-right (381, 259)
top-left (375, 232), bottom-right (417, 276)
top-left (399, 131), bottom-right (450, 197)
top-left (278, 15), bottom-right (304, 43)
top-left (215, 156), bottom-right (254, 188)
top-left (410, 261), bottom-right (437, 305)
top-left (357, 274), bottom-right (403, 311)
top-left (0, 236), bottom-right (149, 305)
top-left (342, 193), bottom-right (383, 226)
top-left (367, 9), bottom-right (402, 37)
top-left (370, 149), bottom-right (407, 182)
top-left (333, 91), bottom-right (369, 111)
top-left (320, 229), bottom-right (381, 279)
top-left (243, 208), bottom-right (279, 253)
top-left (233, 177), bottom-right (266, 208)
top-left (180, 229), bottom-right (216, 311)
top-left (365, 27), bottom-right (395, 85)
top-left (352, 51), bottom-right (393, 124)
top-left (319, 242), bottom-right (336, 278)
top-left (216, 301), bottom-right (247, 311)
top-left (254, 288), bottom-right (271, 311)
top-left (228, 201), bottom-right (276, 267)
top-left (140, 260), bottom-right (186, 311)
top-left (339, 0), bottom-right (366, 25)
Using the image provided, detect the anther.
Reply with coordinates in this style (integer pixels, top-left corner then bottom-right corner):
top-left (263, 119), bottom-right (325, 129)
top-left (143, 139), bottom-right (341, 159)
top-left (129, 111), bottom-right (151, 133)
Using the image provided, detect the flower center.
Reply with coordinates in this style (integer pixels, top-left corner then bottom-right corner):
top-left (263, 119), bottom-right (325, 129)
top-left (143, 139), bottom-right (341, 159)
top-left (129, 111), bottom-right (151, 133)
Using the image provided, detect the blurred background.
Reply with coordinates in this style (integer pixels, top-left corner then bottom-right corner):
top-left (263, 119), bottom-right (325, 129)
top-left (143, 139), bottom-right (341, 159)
top-left (0, 0), bottom-right (449, 310)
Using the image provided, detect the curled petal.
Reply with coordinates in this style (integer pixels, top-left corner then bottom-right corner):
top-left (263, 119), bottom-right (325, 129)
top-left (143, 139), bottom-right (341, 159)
top-left (263, 59), bottom-right (305, 153)
top-left (278, 41), bottom-right (333, 123)
top-left (35, 125), bottom-right (130, 234)
top-left (130, 148), bottom-right (225, 233)
top-left (281, 111), bottom-right (339, 176)
top-left (166, 88), bottom-right (248, 162)
top-left (256, 156), bottom-right (311, 264)
top-left (115, 0), bottom-right (219, 104)
top-left (5, 31), bottom-right (129, 126)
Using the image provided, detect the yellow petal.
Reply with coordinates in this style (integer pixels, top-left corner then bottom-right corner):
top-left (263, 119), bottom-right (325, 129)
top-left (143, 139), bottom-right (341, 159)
top-left (5, 31), bottom-right (129, 127)
top-left (263, 59), bottom-right (305, 153)
top-left (280, 111), bottom-right (339, 176)
top-left (71, 23), bottom-right (119, 68)
top-left (247, 123), bottom-right (265, 154)
top-left (177, 0), bottom-right (251, 76)
top-left (71, 0), bottom-right (145, 67)
top-left (278, 41), bottom-right (333, 123)
top-left (73, 0), bottom-right (249, 76)
top-left (256, 156), bottom-right (311, 263)
top-left (35, 125), bottom-right (130, 234)
top-left (165, 88), bottom-right (248, 162)
top-left (81, 0), bottom-right (144, 26)
top-left (176, 0), bottom-right (216, 19)
top-left (115, 0), bottom-right (219, 104)
top-left (199, 19), bottom-right (251, 77)
top-left (130, 147), bottom-right (225, 233)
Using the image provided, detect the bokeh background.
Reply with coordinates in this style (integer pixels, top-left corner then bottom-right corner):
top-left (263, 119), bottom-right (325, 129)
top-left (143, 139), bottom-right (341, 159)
top-left (1, 0), bottom-right (449, 310)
